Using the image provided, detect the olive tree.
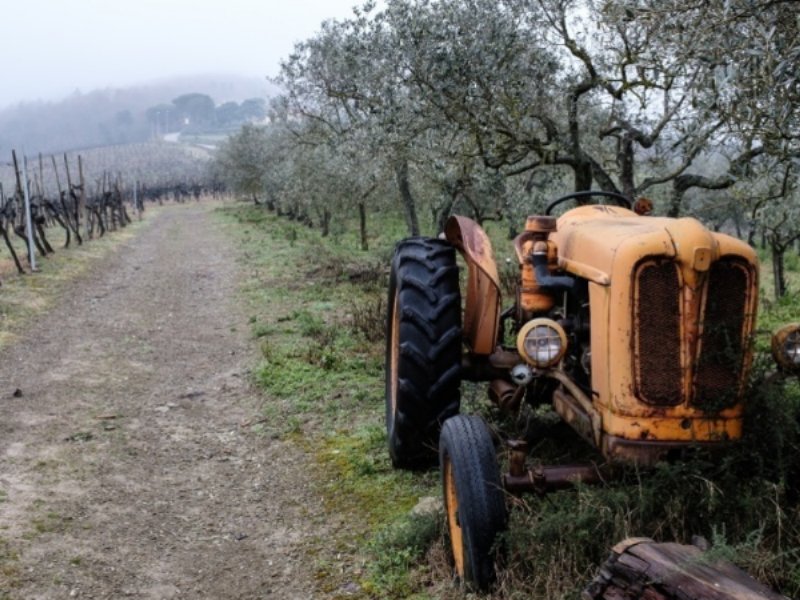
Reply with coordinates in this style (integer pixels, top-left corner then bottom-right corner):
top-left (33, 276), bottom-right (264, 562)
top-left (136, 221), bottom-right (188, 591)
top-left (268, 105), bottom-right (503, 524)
top-left (249, 0), bottom-right (800, 250)
top-left (214, 123), bottom-right (272, 204)
top-left (278, 6), bottom-right (428, 235)
top-left (744, 158), bottom-right (800, 298)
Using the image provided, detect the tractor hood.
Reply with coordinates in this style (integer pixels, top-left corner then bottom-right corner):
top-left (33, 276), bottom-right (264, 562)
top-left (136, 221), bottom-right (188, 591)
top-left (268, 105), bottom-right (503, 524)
top-left (548, 204), bottom-right (759, 456)
top-left (550, 205), bottom-right (756, 284)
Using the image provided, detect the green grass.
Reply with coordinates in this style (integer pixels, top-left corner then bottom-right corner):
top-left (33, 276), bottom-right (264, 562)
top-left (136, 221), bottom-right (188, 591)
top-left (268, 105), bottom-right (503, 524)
top-left (0, 536), bottom-right (20, 595)
top-left (221, 202), bottom-right (800, 599)
top-left (217, 204), bottom-right (440, 597)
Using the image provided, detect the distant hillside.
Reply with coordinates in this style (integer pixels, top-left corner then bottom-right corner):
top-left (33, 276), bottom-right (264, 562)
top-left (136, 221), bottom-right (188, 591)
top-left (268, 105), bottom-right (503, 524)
top-left (0, 74), bottom-right (277, 156)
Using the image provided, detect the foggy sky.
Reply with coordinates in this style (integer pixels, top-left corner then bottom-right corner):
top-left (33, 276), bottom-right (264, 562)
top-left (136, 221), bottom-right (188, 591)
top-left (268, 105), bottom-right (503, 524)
top-left (4, 0), bottom-right (363, 109)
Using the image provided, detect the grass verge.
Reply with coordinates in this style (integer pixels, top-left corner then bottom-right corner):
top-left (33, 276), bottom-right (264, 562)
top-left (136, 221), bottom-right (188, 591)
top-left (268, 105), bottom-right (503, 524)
top-left (216, 205), bottom-right (441, 598)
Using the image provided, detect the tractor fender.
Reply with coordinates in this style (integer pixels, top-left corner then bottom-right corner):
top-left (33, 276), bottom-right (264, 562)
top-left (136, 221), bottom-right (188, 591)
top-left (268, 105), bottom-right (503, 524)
top-left (444, 215), bottom-right (501, 355)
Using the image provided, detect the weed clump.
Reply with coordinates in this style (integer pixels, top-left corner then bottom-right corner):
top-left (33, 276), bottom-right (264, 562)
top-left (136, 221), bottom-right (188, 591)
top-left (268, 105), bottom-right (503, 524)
top-left (349, 296), bottom-right (386, 343)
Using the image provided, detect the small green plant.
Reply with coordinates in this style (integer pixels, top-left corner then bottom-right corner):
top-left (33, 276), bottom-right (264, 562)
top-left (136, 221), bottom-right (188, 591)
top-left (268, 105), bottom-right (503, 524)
top-left (303, 341), bottom-right (341, 370)
top-left (365, 512), bottom-right (442, 597)
top-left (253, 322), bottom-right (272, 338)
top-left (293, 309), bottom-right (325, 337)
top-left (349, 295), bottom-right (386, 343)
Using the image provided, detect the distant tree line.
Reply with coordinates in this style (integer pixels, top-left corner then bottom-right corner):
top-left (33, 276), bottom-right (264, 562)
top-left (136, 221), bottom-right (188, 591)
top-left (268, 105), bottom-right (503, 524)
top-left (214, 0), bottom-right (800, 298)
top-left (0, 77), bottom-right (269, 156)
top-left (145, 94), bottom-right (266, 135)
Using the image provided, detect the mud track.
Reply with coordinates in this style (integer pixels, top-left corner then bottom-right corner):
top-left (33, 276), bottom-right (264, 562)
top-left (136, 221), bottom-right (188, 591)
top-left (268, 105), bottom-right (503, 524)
top-left (0, 204), bottom-right (317, 599)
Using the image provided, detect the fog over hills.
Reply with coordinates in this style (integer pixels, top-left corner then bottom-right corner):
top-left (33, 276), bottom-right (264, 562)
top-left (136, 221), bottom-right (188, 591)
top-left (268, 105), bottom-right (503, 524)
top-left (0, 73), bottom-right (277, 157)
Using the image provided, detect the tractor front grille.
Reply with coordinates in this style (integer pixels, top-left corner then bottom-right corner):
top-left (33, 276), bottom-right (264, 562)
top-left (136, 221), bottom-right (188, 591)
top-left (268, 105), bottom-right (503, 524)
top-left (694, 259), bottom-right (752, 409)
top-left (634, 260), bottom-right (683, 406)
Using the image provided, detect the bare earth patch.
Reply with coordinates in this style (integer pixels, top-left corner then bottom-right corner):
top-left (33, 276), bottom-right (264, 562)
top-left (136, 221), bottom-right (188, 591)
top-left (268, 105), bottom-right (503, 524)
top-left (0, 204), bottom-right (318, 599)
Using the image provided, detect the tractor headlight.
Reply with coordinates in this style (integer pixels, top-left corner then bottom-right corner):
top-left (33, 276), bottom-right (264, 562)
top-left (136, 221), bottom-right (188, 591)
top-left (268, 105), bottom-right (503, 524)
top-left (772, 324), bottom-right (800, 374)
top-left (517, 318), bottom-right (567, 368)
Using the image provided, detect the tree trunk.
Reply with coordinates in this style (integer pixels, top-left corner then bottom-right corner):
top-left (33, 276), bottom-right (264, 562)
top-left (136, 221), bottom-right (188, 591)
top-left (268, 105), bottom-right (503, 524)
top-left (772, 243), bottom-right (787, 299)
top-left (567, 86), bottom-right (593, 194)
top-left (93, 207), bottom-right (106, 238)
top-left (500, 195), bottom-right (518, 239)
top-left (1, 225), bottom-right (25, 274)
top-left (584, 538), bottom-right (788, 600)
top-left (53, 156), bottom-right (82, 245)
top-left (435, 194), bottom-right (456, 236)
top-left (394, 160), bottom-right (419, 236)
top-left (574, 161), bottom-right (592, 193)
top-left (12, 226), bottom-right (36, 264)
top-left (35, 217), bottom-right (54, 254)
top-left (618, 135), bottom-right (635, 199)
top-left (748, 224), bottom-right (757, 247)
top-left (358, 201), bottom-right (368, 251)
top-left (668, 183), bottom-right (684, 218)
top-left (121, 202), bottom-right (131, 226)
top-left (59, 209), bottom-right (72, 248)
top-left (77, 155), bottom-right (87, 240)
top-left (321, 208), bottom-right (330, 237)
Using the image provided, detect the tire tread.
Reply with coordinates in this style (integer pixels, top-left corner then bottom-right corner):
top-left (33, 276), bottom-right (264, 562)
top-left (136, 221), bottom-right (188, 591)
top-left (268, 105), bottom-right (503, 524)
top-left (385, 237), bottom-right (462, 468)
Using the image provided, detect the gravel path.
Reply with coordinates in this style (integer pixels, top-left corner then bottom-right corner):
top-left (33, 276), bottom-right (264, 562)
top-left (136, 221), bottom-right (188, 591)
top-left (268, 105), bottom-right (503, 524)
top-left (0, 204), bottom-right (317, 599)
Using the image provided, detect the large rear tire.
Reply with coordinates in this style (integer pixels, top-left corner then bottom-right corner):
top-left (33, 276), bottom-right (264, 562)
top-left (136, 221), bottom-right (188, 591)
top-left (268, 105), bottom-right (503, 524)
top-left (385, 237), bottom-right (462, 469)
top-left (440, 415), bottom-right (508, 591)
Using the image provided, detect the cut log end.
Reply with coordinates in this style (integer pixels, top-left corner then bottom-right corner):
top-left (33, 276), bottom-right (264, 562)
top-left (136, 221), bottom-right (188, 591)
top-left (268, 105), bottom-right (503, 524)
top-left (583, 537), bottom-right (789, 600)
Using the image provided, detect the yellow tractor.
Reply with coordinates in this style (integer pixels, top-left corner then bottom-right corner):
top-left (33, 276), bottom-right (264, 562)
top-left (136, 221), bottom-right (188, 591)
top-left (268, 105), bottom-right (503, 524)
top-left (385, 191), bottom-right (800, 590)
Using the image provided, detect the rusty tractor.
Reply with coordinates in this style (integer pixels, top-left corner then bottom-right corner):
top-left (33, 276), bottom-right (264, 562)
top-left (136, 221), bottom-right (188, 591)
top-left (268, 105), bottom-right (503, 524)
top-left (385, 190), bottom-right (800, 590)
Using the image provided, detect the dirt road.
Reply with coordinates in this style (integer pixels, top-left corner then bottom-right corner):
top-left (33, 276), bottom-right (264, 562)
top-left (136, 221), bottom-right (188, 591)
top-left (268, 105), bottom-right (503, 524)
top-left (0, 204), bottom-right (317, 599)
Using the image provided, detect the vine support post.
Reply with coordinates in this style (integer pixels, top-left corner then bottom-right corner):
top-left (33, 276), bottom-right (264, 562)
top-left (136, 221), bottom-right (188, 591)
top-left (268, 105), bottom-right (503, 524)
top-left (21, 150), bottom-right (37, 271)
top-left (78, 155), bottom-right (88, 240)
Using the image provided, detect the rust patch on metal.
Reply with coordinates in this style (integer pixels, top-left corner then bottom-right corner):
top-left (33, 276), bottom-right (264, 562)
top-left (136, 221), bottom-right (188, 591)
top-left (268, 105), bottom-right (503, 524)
top-left (445, 215), bottom-right (501, 355)
top-left (503, 464), bottom-right (605, 495)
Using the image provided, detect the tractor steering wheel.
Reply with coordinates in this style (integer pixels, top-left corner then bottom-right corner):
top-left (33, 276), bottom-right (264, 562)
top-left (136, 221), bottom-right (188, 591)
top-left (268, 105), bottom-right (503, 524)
top-left (544, 190), bottom-right (632, 215)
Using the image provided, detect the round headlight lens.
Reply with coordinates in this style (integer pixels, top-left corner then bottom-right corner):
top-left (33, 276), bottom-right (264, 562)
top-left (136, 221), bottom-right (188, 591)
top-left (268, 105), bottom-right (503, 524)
top-left (785, 334), bottom-right (800, 364)
top-left (772, 324), bottom-right (800, 373)
top-left (517, 318), bottom-right (568, 368)
top-left (782, 331), bottom-right (800, 365)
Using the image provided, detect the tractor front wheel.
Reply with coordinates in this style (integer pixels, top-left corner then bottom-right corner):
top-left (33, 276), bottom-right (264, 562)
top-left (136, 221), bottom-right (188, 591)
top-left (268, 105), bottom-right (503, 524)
top-left (440, 415), bottom-right (508, 591)
top-left (385, 237), bottom-right (461, 469)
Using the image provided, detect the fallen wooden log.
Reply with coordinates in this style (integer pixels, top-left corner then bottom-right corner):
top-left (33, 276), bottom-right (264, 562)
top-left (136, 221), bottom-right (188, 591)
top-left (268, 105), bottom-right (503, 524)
top-left (582, 537), bottom-right (789, 600)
